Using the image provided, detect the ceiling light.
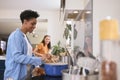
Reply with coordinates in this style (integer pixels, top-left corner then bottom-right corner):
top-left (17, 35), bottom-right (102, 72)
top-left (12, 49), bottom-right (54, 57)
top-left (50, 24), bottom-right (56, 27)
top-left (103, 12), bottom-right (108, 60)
top-left (85, 11), bottom-right (91, 14)
top-left (73, 10), bottom-right (79, 13)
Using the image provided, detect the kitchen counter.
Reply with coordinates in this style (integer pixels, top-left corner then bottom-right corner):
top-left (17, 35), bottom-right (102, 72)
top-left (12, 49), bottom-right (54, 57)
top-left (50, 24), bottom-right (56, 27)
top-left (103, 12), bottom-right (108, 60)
top-left (31, 75), bottom-right (62, 80)
top-left (0, 55), bottom-right (6, 60)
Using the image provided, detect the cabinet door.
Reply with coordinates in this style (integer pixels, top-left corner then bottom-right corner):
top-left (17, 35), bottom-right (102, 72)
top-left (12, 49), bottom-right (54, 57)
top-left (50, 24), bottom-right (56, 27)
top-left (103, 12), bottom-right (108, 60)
top-left (0, 60), bottom-right (5, 80)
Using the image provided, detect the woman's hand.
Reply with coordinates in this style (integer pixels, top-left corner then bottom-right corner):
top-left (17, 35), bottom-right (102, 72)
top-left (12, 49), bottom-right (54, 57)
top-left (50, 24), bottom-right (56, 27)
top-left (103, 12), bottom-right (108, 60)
top-left (40, 54), bottom-right (47, 62)
top-left (45, 54), bottom-right (51, 59)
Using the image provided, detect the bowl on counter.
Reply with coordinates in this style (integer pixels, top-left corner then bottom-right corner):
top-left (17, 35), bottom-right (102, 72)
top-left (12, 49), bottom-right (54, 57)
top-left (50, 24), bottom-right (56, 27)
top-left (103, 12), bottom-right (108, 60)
top-left (44, 62), bottom-right (68, 76)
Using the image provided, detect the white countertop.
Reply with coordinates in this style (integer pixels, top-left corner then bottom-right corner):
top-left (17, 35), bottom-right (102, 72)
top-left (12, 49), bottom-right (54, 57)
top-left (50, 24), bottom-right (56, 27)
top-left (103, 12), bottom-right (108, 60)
top-left (0, 56), bottom-right (6, 60)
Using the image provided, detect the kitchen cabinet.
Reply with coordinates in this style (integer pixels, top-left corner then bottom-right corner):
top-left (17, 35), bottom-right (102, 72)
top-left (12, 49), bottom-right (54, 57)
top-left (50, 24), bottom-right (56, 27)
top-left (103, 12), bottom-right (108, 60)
top-left (0, 60), bottom-right (5, 80)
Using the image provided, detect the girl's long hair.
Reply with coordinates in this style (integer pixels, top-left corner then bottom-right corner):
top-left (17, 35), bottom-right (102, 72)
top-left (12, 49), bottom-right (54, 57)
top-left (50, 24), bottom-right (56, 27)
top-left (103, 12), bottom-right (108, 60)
top-left (41, 35), bottom-right (51, 49)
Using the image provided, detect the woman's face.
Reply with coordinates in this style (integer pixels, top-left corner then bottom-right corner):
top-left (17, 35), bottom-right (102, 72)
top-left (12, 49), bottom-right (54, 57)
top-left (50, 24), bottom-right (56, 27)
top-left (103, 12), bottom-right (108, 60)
top-left (25, 18), bottom-right (37, 33)
top-left (44, 36), bottom-right (50, 45)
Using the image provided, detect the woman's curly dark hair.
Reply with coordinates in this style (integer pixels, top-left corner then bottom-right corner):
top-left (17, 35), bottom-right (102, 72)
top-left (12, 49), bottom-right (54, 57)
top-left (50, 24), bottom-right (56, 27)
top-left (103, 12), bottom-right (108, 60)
top-left (20, 10), bottom-right (39, 23)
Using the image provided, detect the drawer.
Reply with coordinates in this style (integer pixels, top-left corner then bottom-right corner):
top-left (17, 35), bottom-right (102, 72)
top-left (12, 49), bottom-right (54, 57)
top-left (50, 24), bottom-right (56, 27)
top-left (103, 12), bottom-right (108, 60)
top-left (0, 66), bottom-right (5, 69)
top-left (0, 60), bottom-right (5, 69)
top-left (0, 69), bottom-right (4, 80)
top-left (0, 60), bottom-right (5, 65)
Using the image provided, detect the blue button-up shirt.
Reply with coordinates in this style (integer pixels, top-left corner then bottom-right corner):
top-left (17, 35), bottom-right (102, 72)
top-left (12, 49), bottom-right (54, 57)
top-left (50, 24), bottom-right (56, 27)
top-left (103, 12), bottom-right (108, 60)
top-left (4, 28), bottom-right (43, 80)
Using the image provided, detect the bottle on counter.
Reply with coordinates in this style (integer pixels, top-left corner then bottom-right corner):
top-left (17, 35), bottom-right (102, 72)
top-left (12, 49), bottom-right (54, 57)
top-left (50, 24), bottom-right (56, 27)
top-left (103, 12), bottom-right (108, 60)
top-left (99, 17), bottom-right (118, 80)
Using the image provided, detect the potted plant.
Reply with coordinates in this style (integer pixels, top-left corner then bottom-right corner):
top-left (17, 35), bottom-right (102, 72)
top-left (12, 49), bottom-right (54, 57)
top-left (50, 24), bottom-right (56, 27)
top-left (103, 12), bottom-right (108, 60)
top-left (51, 41), bottom-right (65, 56)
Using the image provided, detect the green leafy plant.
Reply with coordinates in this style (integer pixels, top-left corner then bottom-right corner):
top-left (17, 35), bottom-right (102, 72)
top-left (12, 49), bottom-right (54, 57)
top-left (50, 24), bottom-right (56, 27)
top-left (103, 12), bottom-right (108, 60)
top-left (63, 24), bottom-right (78, 40)
top-left (51, 41), bottom-right (65, 56)
top-left (63, 24), bottom-right (71, 40)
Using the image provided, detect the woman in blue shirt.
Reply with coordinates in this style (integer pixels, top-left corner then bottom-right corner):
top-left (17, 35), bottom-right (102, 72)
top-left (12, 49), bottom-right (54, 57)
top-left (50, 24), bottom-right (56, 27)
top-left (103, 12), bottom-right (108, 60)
top-left (4, 10), bottom-right (46, 80)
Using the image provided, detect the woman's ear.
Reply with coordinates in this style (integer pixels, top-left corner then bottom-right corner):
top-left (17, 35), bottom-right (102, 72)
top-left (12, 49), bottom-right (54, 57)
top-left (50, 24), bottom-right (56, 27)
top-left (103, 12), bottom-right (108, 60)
top-left (23, 19), bottom-right (27, 24)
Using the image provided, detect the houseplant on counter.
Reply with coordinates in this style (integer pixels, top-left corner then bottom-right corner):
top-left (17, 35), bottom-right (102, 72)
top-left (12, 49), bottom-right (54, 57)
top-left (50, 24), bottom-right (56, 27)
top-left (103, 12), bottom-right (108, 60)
top-left (43, 41), bottom-right (68, 76)
top-left (51, 41), bottom-right (66, 56)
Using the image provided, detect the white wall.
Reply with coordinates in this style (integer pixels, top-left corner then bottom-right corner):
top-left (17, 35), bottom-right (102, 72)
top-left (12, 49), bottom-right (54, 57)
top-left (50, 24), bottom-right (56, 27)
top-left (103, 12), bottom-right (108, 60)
top-left (45, 11), bottom-right (66, 46)
top-left (65, 0), bottom-right (90, 10)
top-left (0, 9), bottom-right (66, 46)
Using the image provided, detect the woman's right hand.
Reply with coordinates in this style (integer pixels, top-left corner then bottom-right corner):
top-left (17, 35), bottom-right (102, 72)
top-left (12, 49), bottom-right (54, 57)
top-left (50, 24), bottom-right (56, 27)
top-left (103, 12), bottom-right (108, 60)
top-left (45, 54), bottom-right (52, 59)
top-left (40, 54), bottom-right (47, 61)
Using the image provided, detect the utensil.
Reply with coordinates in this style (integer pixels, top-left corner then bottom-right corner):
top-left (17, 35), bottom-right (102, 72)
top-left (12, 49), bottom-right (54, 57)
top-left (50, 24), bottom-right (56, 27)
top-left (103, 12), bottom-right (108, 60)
top-left (76, 57), bottom-right (100, 74)
top-left (62, 69), bottom-right (98, 80)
